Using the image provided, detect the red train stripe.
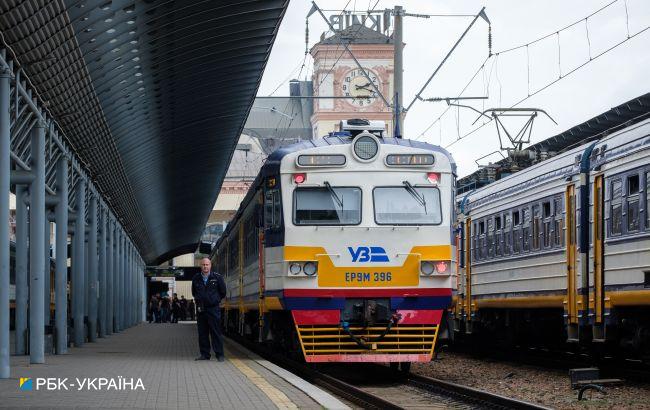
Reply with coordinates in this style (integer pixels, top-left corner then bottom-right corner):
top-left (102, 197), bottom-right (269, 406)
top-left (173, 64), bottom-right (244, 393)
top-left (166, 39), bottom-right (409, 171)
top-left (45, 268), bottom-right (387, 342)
top-left (283, 288), bottom-right (452, 297)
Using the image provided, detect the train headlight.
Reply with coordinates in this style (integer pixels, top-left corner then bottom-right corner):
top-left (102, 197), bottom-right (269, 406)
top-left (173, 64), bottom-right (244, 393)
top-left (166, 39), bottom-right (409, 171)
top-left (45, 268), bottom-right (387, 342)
top-left (420, 261), bottom-right (435, 276)
top-left (289, 263), bottom-right (302, 275)
top-left (352, 132), bottom-right (379, 161)
top-left (303, 262), bottom-right (318, 276)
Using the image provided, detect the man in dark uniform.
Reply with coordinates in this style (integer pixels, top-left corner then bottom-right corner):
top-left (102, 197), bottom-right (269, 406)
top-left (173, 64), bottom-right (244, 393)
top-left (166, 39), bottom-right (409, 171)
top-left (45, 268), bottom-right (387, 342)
top-left (192, 257), bottom-right (227, 361)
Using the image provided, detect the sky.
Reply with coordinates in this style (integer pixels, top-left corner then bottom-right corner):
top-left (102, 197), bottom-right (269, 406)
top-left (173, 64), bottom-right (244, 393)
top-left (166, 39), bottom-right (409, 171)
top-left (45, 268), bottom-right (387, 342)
top-left (257, 0), bottom-right (650, 177)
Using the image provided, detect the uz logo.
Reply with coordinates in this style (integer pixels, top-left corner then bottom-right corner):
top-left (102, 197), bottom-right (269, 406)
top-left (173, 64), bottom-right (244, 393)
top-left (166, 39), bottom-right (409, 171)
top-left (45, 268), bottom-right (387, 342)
top-left (348, 247), bottom-right (389, 262)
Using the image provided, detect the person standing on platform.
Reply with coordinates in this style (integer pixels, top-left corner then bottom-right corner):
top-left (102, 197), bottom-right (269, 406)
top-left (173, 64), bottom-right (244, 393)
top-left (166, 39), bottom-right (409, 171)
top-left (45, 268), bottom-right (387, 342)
top-left (192, 257), bottom-right (226, 361)
top-left (188, 299), bottom-right (196, 321)
top-left (179, 296), bottom-right (188, 321)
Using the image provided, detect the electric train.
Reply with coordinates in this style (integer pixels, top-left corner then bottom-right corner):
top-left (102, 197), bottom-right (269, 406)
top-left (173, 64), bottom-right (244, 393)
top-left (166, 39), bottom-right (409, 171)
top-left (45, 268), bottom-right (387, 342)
top-left (211, 120), bottom-right (456, 367)
top-left (454, 118), bottom-right (650, 358)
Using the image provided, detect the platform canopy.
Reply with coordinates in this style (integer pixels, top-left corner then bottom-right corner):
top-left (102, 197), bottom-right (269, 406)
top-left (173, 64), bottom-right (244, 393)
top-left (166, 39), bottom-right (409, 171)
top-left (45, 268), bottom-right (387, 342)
top-left (0, 0), bottom-right (288, 264)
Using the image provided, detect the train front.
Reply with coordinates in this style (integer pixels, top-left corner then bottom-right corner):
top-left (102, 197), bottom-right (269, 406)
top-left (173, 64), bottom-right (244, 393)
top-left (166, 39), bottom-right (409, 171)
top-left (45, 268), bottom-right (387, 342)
top-left (278, 130), bottom-right (456, 364)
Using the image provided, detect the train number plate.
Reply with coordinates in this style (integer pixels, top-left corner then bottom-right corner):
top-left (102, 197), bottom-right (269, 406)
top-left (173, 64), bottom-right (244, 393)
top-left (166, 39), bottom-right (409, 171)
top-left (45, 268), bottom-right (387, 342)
top-left (345, 272), bottom-right (392, 283)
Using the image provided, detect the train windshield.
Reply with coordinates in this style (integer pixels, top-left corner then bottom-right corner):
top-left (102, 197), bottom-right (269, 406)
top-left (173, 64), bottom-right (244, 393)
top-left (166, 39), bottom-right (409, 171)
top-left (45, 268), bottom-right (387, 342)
top-left (293, 187), bottom-right (361, 225)
top-left (373, 186), bottom-right (442, 225)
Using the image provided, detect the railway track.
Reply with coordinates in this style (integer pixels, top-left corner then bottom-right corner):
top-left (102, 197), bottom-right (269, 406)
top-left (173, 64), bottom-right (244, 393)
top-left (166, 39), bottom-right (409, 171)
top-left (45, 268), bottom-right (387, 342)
top-left (444, 343), bottom-right (650, 383)
top-left (229, 335), bottom-right (548, 409)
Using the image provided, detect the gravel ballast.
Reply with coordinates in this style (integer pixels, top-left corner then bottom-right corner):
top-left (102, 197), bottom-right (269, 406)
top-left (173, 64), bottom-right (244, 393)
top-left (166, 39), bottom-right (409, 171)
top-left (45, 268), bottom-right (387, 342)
top-left (412, 351), bottom-right (650, 409)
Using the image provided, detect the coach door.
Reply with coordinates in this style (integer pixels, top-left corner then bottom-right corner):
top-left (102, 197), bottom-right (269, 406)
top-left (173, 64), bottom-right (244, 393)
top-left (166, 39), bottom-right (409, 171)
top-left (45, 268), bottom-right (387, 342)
top-left (464, 218), bottom-right (472, 332)
top-left (565, 184), bottom-right (579, 334)
top-left (593, 175), bottom-right (605, 339)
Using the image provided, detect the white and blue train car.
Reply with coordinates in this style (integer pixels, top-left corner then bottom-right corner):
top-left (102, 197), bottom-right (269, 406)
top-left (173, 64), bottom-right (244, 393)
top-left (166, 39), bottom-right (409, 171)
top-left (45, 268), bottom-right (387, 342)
top-left (212, 121), bottom-right (457, 365)
top-left (455, 118), bottom-right (650, 356)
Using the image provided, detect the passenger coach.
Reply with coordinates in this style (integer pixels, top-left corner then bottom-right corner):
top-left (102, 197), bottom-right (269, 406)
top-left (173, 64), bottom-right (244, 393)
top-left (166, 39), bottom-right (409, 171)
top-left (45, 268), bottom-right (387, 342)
top-left (212, 120), bottom-right (456, 367)
top-left (455, 118), bottom-right (650, 358)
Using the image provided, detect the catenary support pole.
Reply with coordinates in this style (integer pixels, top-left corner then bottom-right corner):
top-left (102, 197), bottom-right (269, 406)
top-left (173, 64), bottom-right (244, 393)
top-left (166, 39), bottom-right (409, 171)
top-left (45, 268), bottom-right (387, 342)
top-left (14, 184), bottom-right (28, 356)
top-left (98, 206), bottom-right (106, 337)
top-left (54, 156), bottom-right (68, 353)
top-left (73, 178), bottom-right (86, 347)
top-left (393, 5), bottom-right (404, 138)
top-left (0, 66), bottom-right (11, 377)
top-left (87, 195), bottom-right (98, 341)
top-left (29, 122), bottom-right (46, 364)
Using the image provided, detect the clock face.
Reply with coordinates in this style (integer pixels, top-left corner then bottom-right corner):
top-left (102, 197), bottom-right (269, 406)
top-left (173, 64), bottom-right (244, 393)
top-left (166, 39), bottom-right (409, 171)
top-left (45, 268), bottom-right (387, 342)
top-left (341, 68), bottom-right (380, 107)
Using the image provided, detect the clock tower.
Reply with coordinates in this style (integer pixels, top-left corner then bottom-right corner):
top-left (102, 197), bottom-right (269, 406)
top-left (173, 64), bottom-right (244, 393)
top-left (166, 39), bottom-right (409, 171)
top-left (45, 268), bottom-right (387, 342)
top-left (310, 24), bottom-right (395, 137)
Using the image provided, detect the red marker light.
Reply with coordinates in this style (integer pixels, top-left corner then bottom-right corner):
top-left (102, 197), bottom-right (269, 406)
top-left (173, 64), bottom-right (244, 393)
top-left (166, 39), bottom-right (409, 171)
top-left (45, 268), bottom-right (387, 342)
top-left (293, 173), bottom-right (306, 184)
top-left (427, 172), bottom-right (441, 184)
top-left (435, 261), bottom-right (449, 274)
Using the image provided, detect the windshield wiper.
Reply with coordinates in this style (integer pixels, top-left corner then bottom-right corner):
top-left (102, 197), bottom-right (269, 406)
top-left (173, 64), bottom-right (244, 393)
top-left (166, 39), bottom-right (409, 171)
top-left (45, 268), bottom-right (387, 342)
top-left (402, 181), bottom-right (426, 208)
top-left (324, 181), bottom-right (344, 208)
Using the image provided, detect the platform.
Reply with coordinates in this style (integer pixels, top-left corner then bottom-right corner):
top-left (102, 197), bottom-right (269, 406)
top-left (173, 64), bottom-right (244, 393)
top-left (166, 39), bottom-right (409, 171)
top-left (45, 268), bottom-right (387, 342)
top-left (0, 323), bottom-right (347, 409)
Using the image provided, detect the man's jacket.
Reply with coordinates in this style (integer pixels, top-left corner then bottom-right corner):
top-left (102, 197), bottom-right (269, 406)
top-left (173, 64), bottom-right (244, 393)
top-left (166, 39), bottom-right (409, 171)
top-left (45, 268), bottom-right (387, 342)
top-left (191, 272), bottom-right (227, 310)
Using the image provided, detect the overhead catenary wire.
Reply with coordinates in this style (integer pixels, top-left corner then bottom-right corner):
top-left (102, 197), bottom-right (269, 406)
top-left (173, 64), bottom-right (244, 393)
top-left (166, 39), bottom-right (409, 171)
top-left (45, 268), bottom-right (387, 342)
top-left (413, 0), bottom-right (646, 149)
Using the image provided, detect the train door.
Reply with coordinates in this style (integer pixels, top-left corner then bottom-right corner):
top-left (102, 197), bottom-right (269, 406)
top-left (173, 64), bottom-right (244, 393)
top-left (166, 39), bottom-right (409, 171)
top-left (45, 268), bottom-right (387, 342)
top-left (565, 184), bottom-right (579, 341)
top-left (464, 218), bottom-right (473, 333)
top-left (592, 175), bottom-right (605, 341)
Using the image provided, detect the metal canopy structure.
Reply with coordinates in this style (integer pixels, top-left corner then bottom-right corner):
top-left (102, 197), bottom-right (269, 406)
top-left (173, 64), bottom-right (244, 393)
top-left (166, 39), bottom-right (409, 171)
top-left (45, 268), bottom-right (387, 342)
top-left (0, 0), bottom-right (288, 264)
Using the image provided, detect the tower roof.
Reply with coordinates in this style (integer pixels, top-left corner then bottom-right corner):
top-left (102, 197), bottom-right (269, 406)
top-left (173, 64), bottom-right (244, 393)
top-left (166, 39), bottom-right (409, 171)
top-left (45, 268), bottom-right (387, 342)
top-left (319, 24), bottom-right (393, 45)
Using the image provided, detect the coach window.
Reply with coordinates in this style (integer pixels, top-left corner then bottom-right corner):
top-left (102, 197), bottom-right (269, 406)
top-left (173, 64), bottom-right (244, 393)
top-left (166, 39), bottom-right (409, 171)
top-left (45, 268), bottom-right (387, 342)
top-left (487, 217), bottom-right (494, 258)
top-left (610, 179), bottom-right (622, 236)
top-left (627, 174), bottom-right (640, 232)
top-left (495, 215), bottom-right (503, 257)
top-left (472, 222), bottom-right (478, 261)
top-left (512, 210), bottom-right (521, 254)
top-left (646, 171), bottom-right (650, 230)
top-left (542, 200), bottom-right (552, 248)
top-left (504, 213), bottom-right (512, 256)
top-left (532, 204), bottom-right (541, 251)
top-left (296, 187), bottom-right (361, 225)
top-left (478, 221), bottom-right (485, 259)
top-left (553, 196), bottom-right (564, 247)
top-left (522, 207), bottom-right (531, 252)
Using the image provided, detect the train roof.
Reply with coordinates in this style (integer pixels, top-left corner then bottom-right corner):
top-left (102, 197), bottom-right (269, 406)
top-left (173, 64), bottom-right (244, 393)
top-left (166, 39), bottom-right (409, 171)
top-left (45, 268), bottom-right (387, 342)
top-left (464, 118), bottom-right (650, 211)
top-left (263, 135), bottom-right (456, 177)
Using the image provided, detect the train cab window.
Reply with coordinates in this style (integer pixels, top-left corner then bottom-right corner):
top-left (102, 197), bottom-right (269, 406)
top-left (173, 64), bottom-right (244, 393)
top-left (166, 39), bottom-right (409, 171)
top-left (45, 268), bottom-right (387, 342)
top-left (295, 187), bottom-right (361, 225)
top-left (374, 186), bottom-right (442, 225)
top-left (627, 174), bottom-right (640, 232)
top-left (610, 179), bottom-right (622, 236)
